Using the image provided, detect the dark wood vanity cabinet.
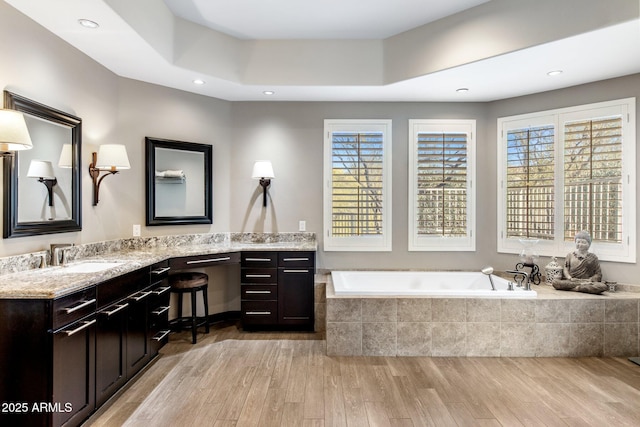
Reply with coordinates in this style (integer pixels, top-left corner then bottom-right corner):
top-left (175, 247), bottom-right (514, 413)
top-left (241, 251), bottom-right (314, 330)
top-left (51, 288), bottom-right (97, 427)
top-left (0, 262), bottom-right (171, 427)
top-left (0, 287), bottom-right (97, 427)
top-left (278, 252), bottom-right (315, 328)
top-left (95, 261), bottom-right (170, 408)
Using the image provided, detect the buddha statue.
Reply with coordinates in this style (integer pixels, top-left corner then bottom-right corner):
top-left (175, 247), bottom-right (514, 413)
top-left (552, 231), bottom-right (607, 294)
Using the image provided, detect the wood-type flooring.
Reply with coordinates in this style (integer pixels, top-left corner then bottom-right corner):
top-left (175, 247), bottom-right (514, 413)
top-left (86, 322), bottom-right (640, 426)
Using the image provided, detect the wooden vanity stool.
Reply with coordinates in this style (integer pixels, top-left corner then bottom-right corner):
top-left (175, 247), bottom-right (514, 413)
top-left (169, 272), bottom-right (210, 344)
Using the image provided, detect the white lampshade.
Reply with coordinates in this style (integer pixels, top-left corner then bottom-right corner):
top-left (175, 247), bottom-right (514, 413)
top-left (27, 160), bottom-right (56, 179)
top-left (58, 144), bottom-right (73, 168)
top-left (0, 109), bottom-right (33, 151)
top-left (96, 144), bottom-right (130, 170)
top-left (251, 160), bottom-right (275, 179)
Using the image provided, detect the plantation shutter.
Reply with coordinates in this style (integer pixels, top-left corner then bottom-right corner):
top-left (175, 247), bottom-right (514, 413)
top-left (563, 116), bottom-right (623, 243)
top-left (505, 125), bottom-right (555, 239)
top-left (415, 132), bottom-right (467, 236)
top-left (331, 132), bottom-right (384, 237)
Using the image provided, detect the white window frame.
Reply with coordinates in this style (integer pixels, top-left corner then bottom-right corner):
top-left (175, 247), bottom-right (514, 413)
top-left (323, 119), bottom-right (392, 251)
top-left (497, 98), bottom-right (636, 263)
top-left (408, 119), bottom-right (476, 251)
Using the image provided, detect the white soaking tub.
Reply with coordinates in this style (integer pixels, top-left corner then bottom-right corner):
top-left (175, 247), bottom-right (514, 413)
top-left (331, 270), bottom-right (537, 298)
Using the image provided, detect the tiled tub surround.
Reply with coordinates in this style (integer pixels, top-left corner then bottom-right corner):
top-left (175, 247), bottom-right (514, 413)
top-left (0, 232), bottom-right (316, 299)
top-left (326, 277), bottom-right (640, 357)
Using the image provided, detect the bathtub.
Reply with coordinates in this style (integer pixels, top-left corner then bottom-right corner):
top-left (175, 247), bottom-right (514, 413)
top-left (331, 270), bottom-right (537, 298)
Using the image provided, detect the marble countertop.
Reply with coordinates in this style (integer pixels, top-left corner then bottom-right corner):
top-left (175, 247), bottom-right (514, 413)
top-left (0, 235), bottom-right (316, 299)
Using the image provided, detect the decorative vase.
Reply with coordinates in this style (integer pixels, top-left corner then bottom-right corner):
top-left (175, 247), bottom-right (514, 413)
top-left (544, 257), bottom-right (563, 284)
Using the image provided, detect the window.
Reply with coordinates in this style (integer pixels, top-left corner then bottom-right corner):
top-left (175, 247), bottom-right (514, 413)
top-left (323, 119), bottom-right (392, 251)
top-left (498, 98), bottom-right (636, 262)
top-left (408, 120), bottom-right (475, 251)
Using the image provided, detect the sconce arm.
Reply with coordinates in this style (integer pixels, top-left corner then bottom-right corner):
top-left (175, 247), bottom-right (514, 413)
top-left (37, 177), bottom-right (58, 207)
top-left (89, 152), bottom-right (119, 205)
top-left (259, 178), bottom-right (271, 207)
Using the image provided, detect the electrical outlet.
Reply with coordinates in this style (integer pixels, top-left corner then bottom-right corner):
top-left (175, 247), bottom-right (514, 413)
top-left (132, 224), bottom-right (141, 237)
top-left (299, 220), bottom-right (306, 231)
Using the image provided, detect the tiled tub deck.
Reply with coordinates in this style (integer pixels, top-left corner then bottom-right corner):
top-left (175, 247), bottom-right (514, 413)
top-left (324, 276), bottom-right (640, 357)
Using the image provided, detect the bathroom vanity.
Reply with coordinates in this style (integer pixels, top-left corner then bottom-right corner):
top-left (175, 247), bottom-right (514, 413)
top-left (0, 261), bottom-right (170, 427)
top-left (0, 232), bottom-right (316, 427)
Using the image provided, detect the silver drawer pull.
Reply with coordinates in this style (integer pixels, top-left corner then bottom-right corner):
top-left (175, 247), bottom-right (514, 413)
top-left (62, 298), bottom-right (96, 314)
top-left (283, 316), bottom-right (310, 320)
top-left (152, 330), bottom-right (171, 341)
top-left (246, 311), bottom-right (271, 315)
top-left (151, 267), bottom-right (171, 275)
top-left (153, 286), bottom-right (171, 296)
top-left (130, 291), bottom-right (152, 302)
top-left (245, 258), bottom-right (272, 262)
top-left (63, 319), bottom-right (96, 337)
top-left (283, 258), bottom-right (309, 262)
top-left (102, 303), bottom-right (129, 317)
top-left (283, 269), bottom-right (309, 273)
top-left (186, 257), bottom-right (231, 264)
top-left (152, 306), bottom-right (170, 316)
top-left (245, 290), bottom-right (271, 294)
top-left (246, 274), bottom-right (272, 278)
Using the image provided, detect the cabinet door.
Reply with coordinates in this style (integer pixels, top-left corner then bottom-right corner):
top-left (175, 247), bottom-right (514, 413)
top-left (52, 316), bottom-right (96, 427)
top-left (96, 301), bottom-right (128, 407)
top-left (278, 268), bottom-right (314, 328)
top-left (126, 289), bottom-right (151, 378)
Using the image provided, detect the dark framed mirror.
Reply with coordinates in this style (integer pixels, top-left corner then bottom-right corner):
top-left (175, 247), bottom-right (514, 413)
top-left (3, 91), bottom-right (82, 238)
top-left (145, 137), bottom-right (212, 226)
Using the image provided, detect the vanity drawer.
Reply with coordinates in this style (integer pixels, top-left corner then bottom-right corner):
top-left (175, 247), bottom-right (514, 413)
top-left (241, 252), bottom-right (277, 268)
top-left (241, 284), bottom-right (277, 300)
top-left (242, 300), bottom-right (278, 325)
top-left (149, 260), bottom-right (170, 285)
top-left (278, 252), bottom-right (315, 268)
top-left (97, 267), bottom-right (148, 309)
top-left (53, 287), bottom-right (97, 329)
top-left (241, 268), bottom-right (277, 283)
top-left (170, 252), bottom-right (240, 269)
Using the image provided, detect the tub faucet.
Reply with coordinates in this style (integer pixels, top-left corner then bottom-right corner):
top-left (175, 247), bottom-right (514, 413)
top-left (481, 266), bottom-right (496, 291)
top-left (50, 243), bottom-right (74, 266)
top-left (506, 270), bottom-right (530, 291)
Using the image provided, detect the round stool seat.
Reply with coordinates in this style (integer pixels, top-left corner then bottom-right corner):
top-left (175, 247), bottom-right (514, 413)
top-left (170, 272), bottom-right (208, 290)
top-left (169, 272), bottom-right (209, 344)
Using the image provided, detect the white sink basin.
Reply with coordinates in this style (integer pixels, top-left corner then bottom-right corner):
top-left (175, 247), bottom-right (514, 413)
top-left (56, 262), bottom-right (125, 273)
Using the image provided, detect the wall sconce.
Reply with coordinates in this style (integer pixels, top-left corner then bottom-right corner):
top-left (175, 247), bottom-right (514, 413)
top-left (252, 160), bottom-right (275, 207)
top-left (0, 109), bottom-right (33, 155)
top-left (89, 144), bottom-right (130, 205)
top-left (27, 160), bottom-right (57, 206)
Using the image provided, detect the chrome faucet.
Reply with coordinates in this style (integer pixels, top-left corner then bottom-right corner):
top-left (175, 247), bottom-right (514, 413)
top-left (481, 266), bottom-right (496, 291)
top-left (50, 243), bottom-right (74, 266)
top-left (506, 270), bottom-right (530, 291)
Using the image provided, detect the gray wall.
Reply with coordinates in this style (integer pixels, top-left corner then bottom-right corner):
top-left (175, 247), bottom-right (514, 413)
top-left (1, 2), bottom-right (638, 284)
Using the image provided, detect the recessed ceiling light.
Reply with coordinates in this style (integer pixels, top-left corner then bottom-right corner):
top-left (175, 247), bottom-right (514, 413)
top-left (263, 91), bottom-right (275, 95)
top-left (78, 19), bottom-right (99, 29)
top-left (193, 79), bottom-right (206, 85)
top-left (547, 70), bottom-right (563, 76)
top-left (456, 88), bottom-right (469, 93)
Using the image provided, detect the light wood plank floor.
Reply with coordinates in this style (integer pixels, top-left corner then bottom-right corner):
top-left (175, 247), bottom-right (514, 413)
top-left (86, 322), bottom-right (640, 427)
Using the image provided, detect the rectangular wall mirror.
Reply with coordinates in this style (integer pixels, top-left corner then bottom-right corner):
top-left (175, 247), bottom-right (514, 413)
top-left (3, 91), bottom-right (82, 238)
top-left (145, 137), bottom-right (213, 225)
